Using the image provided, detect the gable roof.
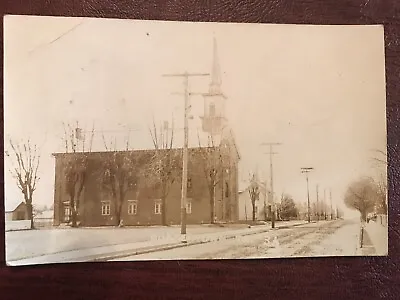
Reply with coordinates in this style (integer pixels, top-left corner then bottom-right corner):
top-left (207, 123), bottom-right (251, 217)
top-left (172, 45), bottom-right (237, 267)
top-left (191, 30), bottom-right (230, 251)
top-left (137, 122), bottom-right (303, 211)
top-left (5, 201), bottom-right (25, 213)
top-left (239, 180), bottom-right (269, 194)
top-left (52, 120), bottom-right (241, 162)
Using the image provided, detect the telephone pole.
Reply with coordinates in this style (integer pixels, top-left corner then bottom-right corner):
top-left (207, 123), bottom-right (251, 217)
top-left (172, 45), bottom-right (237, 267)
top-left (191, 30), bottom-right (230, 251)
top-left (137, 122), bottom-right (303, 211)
top-left (261, 142), bottom-right (282, 229)
top-left (163, 71), bottom-right (209, 242)
top-left (323, 188), bottom-right (327, 220)
top-left (301, 167), bottom-right (314, 223)
top-left (316, 184), bottom-right (319, 221)
top-left (263, 180), bottom-right (268, 222)
top-left (330, 189), bottom-right (333, 220)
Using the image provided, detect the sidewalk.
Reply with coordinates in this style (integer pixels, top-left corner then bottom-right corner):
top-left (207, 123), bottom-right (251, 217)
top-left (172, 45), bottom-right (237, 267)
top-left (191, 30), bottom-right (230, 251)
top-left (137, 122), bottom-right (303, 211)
top-left (7, 220), bottom-right (307, 266)
top-left (6, 224), bottom-right (248, 262)
top-left (364, 221), bottom-right (388, 255)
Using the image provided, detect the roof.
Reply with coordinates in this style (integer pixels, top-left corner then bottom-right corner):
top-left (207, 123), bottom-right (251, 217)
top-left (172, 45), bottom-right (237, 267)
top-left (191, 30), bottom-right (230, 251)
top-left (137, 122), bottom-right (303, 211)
top-left (52, 123), bottom-right (240, 161)
top-left (5, 201), bottom-right (24, 213)
top-left (238, 180), bottom-right (269, 197)
top-left (52, 145), bottom-right (215, 157)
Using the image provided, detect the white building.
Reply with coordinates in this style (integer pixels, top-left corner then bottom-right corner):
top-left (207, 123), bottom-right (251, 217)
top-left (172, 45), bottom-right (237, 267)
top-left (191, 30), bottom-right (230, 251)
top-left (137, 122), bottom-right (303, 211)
top-left (238, 181), bottom-right (270, 221)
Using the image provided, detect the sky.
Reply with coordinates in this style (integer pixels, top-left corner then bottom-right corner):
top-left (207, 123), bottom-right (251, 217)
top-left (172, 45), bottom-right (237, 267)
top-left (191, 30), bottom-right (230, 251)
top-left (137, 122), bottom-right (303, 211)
top-left (3, 15), bottom-right (387, 218)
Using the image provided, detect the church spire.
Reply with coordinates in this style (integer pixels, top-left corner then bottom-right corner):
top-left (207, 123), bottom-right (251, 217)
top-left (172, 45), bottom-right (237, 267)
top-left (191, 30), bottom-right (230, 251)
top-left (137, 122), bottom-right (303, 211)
top-left (209, 37), bottom-right (222, 95)
top-left (201, 36), bottom-right (227, 136)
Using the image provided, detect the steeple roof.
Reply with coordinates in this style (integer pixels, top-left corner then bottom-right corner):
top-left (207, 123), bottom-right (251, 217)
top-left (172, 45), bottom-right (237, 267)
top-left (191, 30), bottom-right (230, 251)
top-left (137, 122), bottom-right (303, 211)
top-left (209, 37), bottom-right (222, 95)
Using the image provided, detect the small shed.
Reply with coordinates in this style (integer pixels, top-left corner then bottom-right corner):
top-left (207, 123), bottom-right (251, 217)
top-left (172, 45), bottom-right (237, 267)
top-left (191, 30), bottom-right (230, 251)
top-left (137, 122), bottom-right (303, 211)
top-left (5, 201), bottom-right (29, 221)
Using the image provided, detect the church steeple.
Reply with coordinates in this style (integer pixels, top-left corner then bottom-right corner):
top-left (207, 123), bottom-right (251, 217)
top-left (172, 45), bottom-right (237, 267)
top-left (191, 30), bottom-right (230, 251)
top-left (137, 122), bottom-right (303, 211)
top-left (200, 37), bottom-right (227, 136)
top-left (209, 37), bottom-right (222, 95)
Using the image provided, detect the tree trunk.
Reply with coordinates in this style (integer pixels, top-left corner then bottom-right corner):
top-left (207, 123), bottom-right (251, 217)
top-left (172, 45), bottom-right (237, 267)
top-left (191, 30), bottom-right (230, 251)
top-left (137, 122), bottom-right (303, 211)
top-left (381, 197), bottom-right (388, 215)
top-left (71, 209), bottom-right (77, 227)
top-left (27, 202), bottom-right (34, 230)
top-left (114, 198), bottom-right (121, 226)
top-left (264, 203), bottom-right (267, 222)
top-left (161, 196), bottom-right (167, 226)
top-left (252, 201), bottom-right (256, 222)
top-left (361, 210), bottom-right (367, 223)
top-left (210, 186), bottom-right (215, 224)
top-left (70, 194), bottom-right (77, 227)
top-left (116, 188), bottom-right (125, 226)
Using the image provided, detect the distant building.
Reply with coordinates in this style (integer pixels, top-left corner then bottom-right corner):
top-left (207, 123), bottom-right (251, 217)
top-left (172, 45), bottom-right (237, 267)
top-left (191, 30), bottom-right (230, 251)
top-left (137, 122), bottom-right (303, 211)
top-left (238, 182), bottom-right (272, 221)
top-left (238, 190), bottom-right (259, 221)
top-left (5, 201), bottom-right (29, 221)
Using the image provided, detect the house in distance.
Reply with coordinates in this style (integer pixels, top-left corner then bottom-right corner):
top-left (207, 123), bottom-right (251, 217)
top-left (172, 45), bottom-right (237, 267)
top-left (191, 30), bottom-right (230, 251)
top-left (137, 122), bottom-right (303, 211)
top-left (5, 201), bottom-right (29, 221)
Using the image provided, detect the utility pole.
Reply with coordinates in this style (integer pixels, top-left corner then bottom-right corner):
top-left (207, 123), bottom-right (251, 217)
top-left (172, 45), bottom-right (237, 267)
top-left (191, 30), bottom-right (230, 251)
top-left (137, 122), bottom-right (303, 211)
top-left (316, 184), bottom-right (319, 221)
top-left (301, 167), bottom-right (314, 223)
top-left (323, 188), bottom-right (327, 220)
top-left (330, 189), bottom-right (333, 220)
top-left (264, 180), bottom-right (268, 222)
top-left (163, 71), bottom-right (209, 243)
top-left (261, 142), bottom-right (282, 229)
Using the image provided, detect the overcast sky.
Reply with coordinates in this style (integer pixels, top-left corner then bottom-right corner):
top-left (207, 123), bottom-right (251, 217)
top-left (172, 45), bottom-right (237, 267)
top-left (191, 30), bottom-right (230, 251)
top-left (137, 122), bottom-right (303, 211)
top-left (4, 16), bottom-right (386, 217)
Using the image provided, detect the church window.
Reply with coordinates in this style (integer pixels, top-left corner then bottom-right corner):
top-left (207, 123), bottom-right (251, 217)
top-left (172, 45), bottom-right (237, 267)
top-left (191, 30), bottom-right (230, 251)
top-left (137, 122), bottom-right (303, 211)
top-left (209, 103), bottom-right (216, 117)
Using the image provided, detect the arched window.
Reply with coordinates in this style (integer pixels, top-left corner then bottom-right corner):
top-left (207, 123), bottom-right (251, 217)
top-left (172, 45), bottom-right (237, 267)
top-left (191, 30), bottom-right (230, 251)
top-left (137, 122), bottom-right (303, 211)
top-left (225, 182), bottom-right (229, 198)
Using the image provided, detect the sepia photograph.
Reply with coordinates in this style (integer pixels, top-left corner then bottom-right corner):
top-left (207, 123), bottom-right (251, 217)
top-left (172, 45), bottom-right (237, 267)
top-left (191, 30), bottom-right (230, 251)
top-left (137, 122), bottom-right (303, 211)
top-left (4, 15), bottom-right (387, 266)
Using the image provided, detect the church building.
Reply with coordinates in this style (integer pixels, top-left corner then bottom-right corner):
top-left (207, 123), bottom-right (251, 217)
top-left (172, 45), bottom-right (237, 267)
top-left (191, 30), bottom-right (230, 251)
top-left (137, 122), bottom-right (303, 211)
top-left (52, 38), bottom-right (241, 227)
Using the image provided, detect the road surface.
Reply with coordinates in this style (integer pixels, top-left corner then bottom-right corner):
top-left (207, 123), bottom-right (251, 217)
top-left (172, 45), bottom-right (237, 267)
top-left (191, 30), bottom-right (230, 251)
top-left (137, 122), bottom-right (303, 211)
top-left (112, 219), bottom-right (361, 261)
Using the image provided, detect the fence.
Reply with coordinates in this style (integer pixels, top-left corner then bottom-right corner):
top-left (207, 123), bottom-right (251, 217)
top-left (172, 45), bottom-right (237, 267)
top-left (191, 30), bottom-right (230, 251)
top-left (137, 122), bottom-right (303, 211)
top-left (34, 218), bottom-right (54, 229)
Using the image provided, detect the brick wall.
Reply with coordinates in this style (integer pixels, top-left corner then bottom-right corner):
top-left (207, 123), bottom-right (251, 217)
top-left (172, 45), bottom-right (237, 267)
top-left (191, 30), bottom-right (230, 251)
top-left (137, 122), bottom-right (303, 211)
top-left (53, 147), bottom-right (239, 227)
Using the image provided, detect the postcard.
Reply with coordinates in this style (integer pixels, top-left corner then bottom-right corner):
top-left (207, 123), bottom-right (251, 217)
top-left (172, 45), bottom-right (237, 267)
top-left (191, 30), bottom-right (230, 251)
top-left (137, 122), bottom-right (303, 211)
top-left (4, 15), bottom-right (387, 265)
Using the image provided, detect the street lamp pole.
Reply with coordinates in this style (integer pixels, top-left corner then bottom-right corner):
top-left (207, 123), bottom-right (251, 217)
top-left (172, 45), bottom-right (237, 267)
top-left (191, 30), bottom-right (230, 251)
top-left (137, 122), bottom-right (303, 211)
top-left (301, 167), bottom-right (314, 223)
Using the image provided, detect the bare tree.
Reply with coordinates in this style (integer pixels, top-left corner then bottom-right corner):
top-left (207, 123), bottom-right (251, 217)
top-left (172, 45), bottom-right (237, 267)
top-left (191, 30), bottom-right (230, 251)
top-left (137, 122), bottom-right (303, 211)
top-left (62, 122), bottom-right (95, 227)
top-left (147, 118), bottom-right (181, 226)
top-left (195, 131), bottom-right (224, 223)
top-left (371, 149), bottom-right (388, 166)
top-left (370, 149), bottom-right (388, 215)
top-left (374, 175), bottom-right (388, 215)
top-left (276, 192), bottom-right (285, 221)
top-left (101, 134), bottom-right (142, 227)
top-left (248, 172), bottom-right (260, 222)
top-left (6, 138), bottom-right (41, 229)
top-left (344, 177), bottom-right (378, 222)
